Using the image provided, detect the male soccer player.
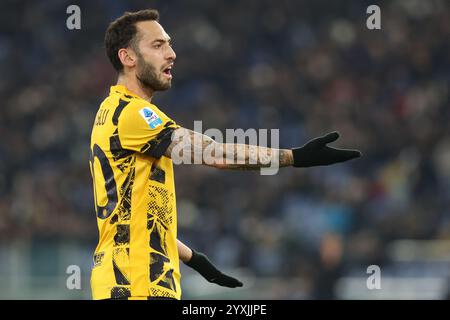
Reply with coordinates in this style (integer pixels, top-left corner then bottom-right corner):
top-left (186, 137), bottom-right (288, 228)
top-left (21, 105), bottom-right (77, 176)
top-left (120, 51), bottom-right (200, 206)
top-left (90, 9), bottom-right (361, 300)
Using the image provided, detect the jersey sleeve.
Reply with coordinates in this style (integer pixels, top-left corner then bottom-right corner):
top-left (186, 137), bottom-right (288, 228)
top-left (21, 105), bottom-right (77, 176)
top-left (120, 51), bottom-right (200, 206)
top-left (117, 102), bottom-right (180, 159)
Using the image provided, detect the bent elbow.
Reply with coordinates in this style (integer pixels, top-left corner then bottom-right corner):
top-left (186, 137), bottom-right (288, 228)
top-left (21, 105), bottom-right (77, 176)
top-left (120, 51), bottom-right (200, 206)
top-left (212, 162), bottom-right (227, 170)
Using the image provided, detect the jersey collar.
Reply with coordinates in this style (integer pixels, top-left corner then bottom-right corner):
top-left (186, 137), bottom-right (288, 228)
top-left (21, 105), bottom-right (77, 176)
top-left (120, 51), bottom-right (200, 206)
top-left (110, 85), bottom-right (143, 99)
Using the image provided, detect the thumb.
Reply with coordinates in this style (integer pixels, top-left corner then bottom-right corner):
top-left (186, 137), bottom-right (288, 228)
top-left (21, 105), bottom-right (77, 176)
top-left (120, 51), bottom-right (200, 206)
top-left (317, 131), bottom-right (340, 145)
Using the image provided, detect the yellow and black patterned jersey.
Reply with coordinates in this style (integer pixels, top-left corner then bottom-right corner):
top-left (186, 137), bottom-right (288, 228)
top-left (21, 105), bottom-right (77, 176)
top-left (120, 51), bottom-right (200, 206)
top-left (89, 84), bottom-right (181, 300)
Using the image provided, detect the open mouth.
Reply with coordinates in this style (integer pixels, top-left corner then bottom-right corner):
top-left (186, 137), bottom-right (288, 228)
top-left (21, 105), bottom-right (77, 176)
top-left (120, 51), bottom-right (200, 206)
top-left (163, 65), bottom-right (173, 78)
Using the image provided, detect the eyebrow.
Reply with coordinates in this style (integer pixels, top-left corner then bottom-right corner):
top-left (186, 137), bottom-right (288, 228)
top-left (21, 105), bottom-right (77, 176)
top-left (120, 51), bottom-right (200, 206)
top-left (151, 38), bottom-right (172, 44)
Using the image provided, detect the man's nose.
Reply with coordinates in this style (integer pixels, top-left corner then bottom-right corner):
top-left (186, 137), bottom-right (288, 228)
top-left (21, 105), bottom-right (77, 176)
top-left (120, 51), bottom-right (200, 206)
top-left (166, 46), bottom-right (176, 61)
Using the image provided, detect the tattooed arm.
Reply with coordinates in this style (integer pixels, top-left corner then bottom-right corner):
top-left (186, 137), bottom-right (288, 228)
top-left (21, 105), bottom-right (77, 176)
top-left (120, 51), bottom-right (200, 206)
top-left (165, 127), bottom-right (293, 170)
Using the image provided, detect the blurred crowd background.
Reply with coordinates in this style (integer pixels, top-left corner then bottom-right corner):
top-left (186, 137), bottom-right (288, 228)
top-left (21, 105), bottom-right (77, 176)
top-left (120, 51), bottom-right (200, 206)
top-left (0, 0), bottom-right (449, 299)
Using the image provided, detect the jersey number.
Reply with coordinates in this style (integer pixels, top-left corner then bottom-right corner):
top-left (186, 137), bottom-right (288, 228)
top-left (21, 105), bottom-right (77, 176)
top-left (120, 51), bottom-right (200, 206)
top-left (90, 144), bottom-right (118, 219)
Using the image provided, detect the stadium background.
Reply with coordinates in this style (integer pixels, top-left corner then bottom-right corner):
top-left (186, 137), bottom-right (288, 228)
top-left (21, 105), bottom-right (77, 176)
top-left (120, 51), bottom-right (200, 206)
top-left (0, 0), bottom-right (449, 299)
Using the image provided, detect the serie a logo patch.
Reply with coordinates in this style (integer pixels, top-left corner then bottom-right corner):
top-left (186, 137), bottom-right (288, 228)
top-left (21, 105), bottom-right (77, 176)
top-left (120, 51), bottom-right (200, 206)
top-left (139, 107), bottom-right (163, 129)
top-left (93, 252), bottom-right (104, 267)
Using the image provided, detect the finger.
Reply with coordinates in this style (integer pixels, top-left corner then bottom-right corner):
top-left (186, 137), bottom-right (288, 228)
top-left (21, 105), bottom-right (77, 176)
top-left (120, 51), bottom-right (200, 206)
top-left (229, 278), bottom-right (243, 287)
top-left (331, 148), bottom-right (362, 162)
top-left (310, 131), bottom-right (340, 147)
top-left (319, 131), bottom-right (340, 144)
top-left (213, 275), bottom-right (243, 288)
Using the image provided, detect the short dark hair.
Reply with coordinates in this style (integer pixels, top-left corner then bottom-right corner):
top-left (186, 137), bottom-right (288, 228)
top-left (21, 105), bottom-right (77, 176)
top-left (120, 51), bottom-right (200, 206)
top-left (104, 9), bottom-right (160, 72)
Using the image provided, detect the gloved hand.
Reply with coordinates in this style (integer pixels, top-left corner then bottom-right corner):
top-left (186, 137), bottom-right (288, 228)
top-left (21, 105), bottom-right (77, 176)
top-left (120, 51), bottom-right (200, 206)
top-left (184, 250), bottom-right (243, 288)
top-left (292, 132), bottom-right (361, 167)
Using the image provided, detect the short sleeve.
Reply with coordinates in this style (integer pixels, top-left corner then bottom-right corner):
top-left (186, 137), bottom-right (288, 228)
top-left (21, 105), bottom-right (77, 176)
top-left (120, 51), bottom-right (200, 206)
top-left (117, 102), bottom-right (179, 159)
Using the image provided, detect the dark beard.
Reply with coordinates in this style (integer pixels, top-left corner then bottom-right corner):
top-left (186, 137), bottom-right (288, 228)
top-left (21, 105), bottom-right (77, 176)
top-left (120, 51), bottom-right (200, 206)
top-left (135, 53), bottom-right (171, 91)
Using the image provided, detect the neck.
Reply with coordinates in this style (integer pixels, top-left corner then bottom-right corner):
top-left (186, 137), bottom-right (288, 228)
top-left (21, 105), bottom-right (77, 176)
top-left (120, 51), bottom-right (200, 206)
top-left (117, 72), bottom-right (154, 102)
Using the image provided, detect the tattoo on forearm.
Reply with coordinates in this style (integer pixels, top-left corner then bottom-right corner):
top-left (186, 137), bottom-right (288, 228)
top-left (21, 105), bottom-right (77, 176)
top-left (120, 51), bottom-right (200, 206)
top-left (166, 128), bottom-right (293, 169)
top-left (217, 144), bottom-right (292, 170)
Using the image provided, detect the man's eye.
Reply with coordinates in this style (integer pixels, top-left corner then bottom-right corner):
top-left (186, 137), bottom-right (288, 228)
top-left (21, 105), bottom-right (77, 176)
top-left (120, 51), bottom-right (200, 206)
top-left (154, 44), bottom-right (162, 49)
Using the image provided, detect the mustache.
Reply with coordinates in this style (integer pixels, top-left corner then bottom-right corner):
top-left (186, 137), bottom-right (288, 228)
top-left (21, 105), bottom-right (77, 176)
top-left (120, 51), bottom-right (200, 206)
top-left (161, 63), bottom-right (174, 71)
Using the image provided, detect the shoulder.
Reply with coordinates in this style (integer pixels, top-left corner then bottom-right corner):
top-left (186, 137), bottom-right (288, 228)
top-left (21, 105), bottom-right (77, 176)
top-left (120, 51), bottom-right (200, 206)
top-left (116, 99), bottom-right (174, 136)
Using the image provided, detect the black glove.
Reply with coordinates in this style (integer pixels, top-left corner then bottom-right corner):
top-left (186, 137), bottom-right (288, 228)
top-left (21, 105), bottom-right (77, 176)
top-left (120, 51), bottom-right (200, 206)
top-left (292, 132), bottom-right (361, 167)
top-left (184, 250), bottom-right (243, 288)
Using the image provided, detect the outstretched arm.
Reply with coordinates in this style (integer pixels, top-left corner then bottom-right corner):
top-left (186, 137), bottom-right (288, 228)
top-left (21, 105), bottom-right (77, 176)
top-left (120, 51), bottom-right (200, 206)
top-left (166, 128), bottom-right (293, 170)
top-left (177, 239), bottom-right (243, 288)
top-left (165, 128), bottom-right (361, 170)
